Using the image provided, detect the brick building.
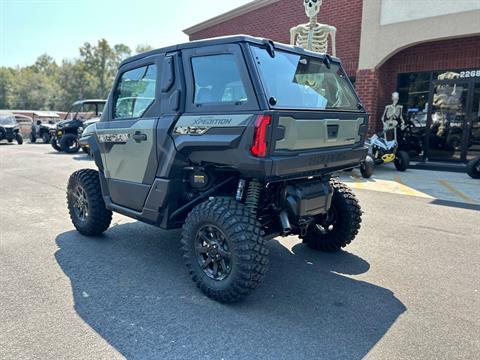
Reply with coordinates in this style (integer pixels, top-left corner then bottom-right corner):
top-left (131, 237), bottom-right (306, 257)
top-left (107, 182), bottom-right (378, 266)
top-left (184, 0), bottom-right (480, 164)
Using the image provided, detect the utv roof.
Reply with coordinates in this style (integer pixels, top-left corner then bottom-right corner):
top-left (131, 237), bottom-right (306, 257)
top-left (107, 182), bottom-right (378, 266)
top-left (121, 35), bottom-right (340, 67)
top-left (72, 99), bottom-right (107, 106)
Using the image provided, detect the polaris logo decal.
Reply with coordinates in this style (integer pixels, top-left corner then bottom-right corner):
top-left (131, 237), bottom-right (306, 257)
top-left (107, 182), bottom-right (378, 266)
top-left (98, 133), bottom-right (129, 144)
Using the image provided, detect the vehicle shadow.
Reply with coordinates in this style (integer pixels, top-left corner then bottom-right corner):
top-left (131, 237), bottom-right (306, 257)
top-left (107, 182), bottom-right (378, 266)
top-left (55, 222), bottom-right (406, 359)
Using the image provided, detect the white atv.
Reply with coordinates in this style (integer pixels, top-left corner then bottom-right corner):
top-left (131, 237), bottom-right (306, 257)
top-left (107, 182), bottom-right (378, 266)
top-left (361, 131), bottom-right (410, 178)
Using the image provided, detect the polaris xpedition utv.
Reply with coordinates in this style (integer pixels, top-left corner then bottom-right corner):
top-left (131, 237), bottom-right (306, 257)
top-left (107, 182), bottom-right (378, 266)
top-left (67, 36), bottom-right (369, 303)
top-left (51, 99), bottom-right (106, 153)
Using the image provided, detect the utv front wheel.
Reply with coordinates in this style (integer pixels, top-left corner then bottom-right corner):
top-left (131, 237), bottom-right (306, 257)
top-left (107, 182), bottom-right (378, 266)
top-left (51, 137), bottom-right (62, 151)
top-left (181, 199), bottom-right (269, 303)
top-left (394, 150), bottom-right (409, 171)
top-left (61, 134), bottom-right (80, 153)
top-left (67, 169), bottom-right (112, 236)
top-left (302, 179), bottom-right (362, 252)
top-left (360, 155), bottom-right (374, 178)
top-left (15, 134), bottom-right (23, 145)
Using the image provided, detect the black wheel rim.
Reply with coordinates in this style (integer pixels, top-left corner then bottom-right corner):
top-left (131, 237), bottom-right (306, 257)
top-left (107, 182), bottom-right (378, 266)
top-left (72, 186), bottom-right (89, 222)
top-left (195, 224), bottom-right (232, 281)
top-left (67, 139), bottom-right (78, 150)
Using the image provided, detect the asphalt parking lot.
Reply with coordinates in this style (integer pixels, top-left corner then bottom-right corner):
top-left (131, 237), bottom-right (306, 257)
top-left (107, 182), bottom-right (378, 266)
top-left (1, 143), bottom-right (479, 359)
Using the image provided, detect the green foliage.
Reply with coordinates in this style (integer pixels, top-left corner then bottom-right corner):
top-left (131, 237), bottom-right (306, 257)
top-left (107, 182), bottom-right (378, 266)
top-left (0, 39), bottom-right (151, 111)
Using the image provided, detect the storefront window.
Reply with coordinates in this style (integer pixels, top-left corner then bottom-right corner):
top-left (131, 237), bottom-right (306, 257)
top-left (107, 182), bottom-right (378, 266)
top-left (398, 72), bottom-right (431, 121)
top-left (397, 68), bottom-right (480, 162)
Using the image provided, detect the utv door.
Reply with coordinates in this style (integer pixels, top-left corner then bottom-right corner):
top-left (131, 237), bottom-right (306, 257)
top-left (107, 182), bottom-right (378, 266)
top-left (96, 55), bottom-right (166, 211)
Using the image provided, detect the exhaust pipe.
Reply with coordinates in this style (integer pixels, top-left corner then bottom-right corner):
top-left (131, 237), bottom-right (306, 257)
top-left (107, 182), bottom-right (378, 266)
top-left (279, 211), bottom-right (292, 235)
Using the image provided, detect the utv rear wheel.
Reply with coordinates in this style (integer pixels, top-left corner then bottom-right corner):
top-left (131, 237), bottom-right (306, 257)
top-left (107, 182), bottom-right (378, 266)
top-left (181, 198), bottom-right (269, 303)
top-left (42, 133), bottom-right (50, 143)
top-left (51, 137), bottom-right (62, 151)
top-left (67, 169), bottom-right (112, 236)
top-left (15, 134), bottom-right (23, 145)
top-left (360, 155), bottom-right (374, 178)
top-left (394, 150), bottom-right (409, 171)
top-left (61, 133), bottom-right (80, 153)
top-left (302, 179), bottom-right (362, 252)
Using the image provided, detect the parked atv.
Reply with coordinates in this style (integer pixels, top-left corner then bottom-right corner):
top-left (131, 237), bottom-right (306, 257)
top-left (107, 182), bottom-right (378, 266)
top-left (0, 114), bottom-right (23, 144)
top-left (50, 99), bottom-right (105, 153)
top-left (467, 156), bottom-right (480, 179)
top-left (66, 36), bottom-right (369, 303)
top-left (363, 131), bottom-right (409, 177)
top-left (30, 120), bottom-right (55, 143)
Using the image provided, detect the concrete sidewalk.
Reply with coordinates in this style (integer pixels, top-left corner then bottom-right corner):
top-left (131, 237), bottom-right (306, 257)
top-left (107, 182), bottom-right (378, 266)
top-left (339, 164), bottom-right (480, 206)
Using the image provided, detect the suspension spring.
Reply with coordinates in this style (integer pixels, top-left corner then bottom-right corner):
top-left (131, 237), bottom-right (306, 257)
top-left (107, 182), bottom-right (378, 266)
top-left (245, 179), bottom-right (262, 215)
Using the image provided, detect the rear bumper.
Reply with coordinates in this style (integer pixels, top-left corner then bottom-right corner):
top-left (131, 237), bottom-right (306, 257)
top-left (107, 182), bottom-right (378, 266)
top-left (269, 146), bottom-right (367, 178)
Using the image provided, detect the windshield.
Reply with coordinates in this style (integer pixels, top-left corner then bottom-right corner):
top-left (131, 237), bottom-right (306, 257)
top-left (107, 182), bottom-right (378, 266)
top-left (251, 46), bottom-right (359, 111)
top-left (66, 102), bottom-right (105, 121)
top-left (0, 115), bottom-right (17, 125)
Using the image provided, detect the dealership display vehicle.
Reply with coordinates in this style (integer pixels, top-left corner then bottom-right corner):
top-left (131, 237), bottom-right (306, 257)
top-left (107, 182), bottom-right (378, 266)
top-left (362, 131), bottom-right (410, 177)
top-left (66, 36), bottom-right (369, 303)
top-left (51, 99), bottom-right (105, 153)
top-left (467, 156), bottom-right (480, 179)
top-left (30, 120), bottom-right (55, 143)
top-left (0, 114), bottom-right (23, 144)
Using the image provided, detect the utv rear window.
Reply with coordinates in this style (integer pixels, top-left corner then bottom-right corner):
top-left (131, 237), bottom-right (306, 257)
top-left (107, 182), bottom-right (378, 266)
top-left (113, 64), bottom-right (157, 119)
top-left (251, 47), bottom-right (359, 111)
top-left (191, 54), bottom-right (248, 105)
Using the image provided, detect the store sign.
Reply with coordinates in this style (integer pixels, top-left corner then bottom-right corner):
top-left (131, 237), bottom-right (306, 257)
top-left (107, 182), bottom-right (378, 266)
top-left (460, 70), bottom-right (480, 78)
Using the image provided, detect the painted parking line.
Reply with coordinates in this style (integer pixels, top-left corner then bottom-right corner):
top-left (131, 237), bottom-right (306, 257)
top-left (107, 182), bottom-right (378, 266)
top-left (437, 180), bottom-right (477, 204)
top-left (339, 168), bottom-right (479, 205)
top-left (343, 176), bottom-right (432, 198)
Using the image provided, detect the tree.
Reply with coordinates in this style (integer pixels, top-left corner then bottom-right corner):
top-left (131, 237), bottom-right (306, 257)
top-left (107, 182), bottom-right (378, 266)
top-left (135, 44), bottom-right (153, 54)
top-left (0, 39), bottom-right (152, 111)
top-left (0, 67), bottom-right (15, 109)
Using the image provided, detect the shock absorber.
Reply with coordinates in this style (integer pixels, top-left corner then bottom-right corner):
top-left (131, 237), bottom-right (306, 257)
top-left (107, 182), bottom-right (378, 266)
top-left (245, 179), bottom-right (262, 215)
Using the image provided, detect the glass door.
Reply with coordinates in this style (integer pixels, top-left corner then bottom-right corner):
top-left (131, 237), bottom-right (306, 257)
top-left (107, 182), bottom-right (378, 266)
top-left (426, 80), bottom-right (470, 162)
top-left (466, 82), bottom-right (480, 161)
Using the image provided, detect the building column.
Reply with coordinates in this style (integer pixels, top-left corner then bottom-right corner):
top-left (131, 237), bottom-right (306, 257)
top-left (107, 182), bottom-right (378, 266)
top-left (355, 69), bottom-right (381, 134)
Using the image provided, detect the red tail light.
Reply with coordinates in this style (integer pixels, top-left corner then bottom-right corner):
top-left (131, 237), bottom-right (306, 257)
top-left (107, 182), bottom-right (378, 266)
top-left (250, 114), bottom-right (271, 158)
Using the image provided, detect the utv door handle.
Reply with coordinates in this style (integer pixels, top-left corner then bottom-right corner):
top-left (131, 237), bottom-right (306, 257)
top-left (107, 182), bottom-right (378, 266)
top-left (132, 131), bottom-right (147, 143)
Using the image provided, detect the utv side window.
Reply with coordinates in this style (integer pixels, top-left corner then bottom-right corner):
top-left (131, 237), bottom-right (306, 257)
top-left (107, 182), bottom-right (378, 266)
top-left (113, 64), bottom-right (157, 119)
top-left (191, 54), bottom-right (248, 105)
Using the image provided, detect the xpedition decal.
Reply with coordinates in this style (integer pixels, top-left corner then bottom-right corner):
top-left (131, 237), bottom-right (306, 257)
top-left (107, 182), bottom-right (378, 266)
top-left (97, 133), bottom-right (130, 144)
top-left (173, 114), bottom-right (253, 135)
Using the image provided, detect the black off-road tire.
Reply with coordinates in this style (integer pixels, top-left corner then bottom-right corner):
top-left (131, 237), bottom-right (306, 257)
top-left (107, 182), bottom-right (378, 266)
top-left (67, 169), bottom-right (112, 236)
top-left (467, 156), bottom-right (480, 179)
top-left (360, 155), bottom-right (374, 178)
top-left (61, 133), bottom-right (80, 153)
top-left (181, 198), bottom-right (269, 303)
top-left (394, 150), bottom-right (409, 171)
top-left (15, 134), bottom-right (23, 145)
top-left (51, 137), bottom-right (62, 151)
top-left (302, 179), bottom-right (362, 252)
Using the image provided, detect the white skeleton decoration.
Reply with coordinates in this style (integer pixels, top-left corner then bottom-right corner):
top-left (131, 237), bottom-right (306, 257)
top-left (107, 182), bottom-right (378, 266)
top-left (290, 0), bottom-right (336, 56)
top-left (381, 92), bottom-right (405, 141)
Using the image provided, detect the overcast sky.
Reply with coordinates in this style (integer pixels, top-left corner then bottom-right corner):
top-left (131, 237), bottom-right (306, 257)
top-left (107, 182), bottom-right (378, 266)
top-left (0, 0), bottom-right (251, 67)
